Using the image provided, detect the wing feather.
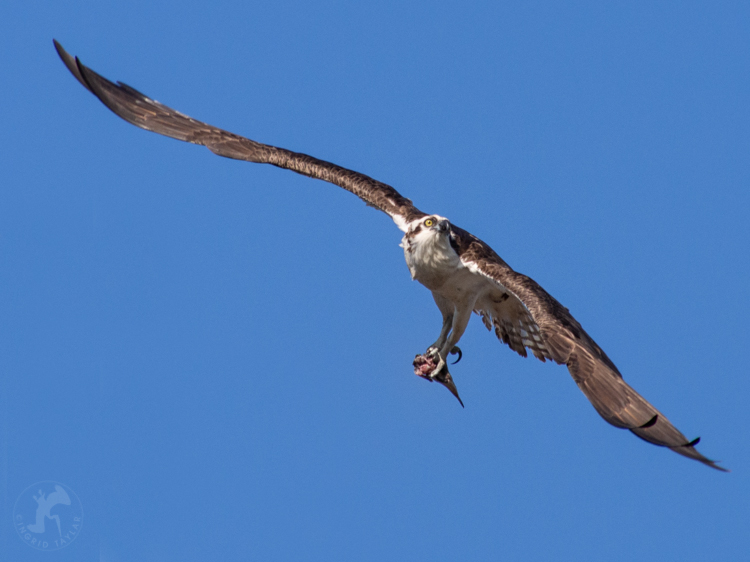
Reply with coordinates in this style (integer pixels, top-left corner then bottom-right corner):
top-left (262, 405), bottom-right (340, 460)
top-left (55, 40), bottom-right (725, 471)
top-left (53, 40), bottom-right (425, 231)
top-left (450, 225), bottom-right (726, 471)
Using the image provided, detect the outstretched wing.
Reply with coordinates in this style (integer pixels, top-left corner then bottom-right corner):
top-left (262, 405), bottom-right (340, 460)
top-left (449, 225), bottom-right (726, 471)
top-left (53, 40), bottom-right (426, 231)
top-left (55, 41), bottom-right (724, 471)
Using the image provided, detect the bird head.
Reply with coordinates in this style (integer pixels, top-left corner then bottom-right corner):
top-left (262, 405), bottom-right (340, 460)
top-left (405, 215), bottom-right (451, 241)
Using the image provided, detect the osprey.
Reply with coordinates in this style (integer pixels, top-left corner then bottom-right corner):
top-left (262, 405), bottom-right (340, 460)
top-left (54, 40), bottom-right (726, 471)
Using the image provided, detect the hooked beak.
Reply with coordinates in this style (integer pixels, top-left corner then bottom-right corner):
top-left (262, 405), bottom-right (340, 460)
top-left (432, 219), bottom-right (450, 233)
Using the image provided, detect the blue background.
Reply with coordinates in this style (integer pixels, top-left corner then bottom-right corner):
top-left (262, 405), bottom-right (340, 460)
top-left (2, 2), bottom-right (748, 560)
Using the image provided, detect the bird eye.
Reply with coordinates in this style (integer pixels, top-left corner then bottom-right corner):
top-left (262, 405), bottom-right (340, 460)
top-left (424, 219), bottom-right (434, 227)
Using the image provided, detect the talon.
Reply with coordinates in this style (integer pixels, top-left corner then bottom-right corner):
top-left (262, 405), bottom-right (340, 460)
top-left (449, 346), bottom-right (462, 364)
top-left (433, 357), bottom-right (447, 378)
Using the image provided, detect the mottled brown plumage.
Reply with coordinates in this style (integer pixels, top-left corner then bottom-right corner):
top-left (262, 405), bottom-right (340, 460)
top-left (54, 40), bottom-right (426, 226)
top-left (447, 226), bottom-right (723, 468)
top-left (54, 40), bottom-right (725, 471)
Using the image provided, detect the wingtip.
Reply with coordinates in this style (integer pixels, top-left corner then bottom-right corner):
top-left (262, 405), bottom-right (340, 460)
top-left (52, 38), bottom-right (68, 63)
top-left (671, 443), bottom-right (729, 472)
top-left (53, 39), bottom-right (93, 93)
top-left (698, 459), bottom-right (730, 473)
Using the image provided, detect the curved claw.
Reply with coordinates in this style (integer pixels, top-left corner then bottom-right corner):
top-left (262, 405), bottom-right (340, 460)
top-left (449, 346), bottom-right (462, 364)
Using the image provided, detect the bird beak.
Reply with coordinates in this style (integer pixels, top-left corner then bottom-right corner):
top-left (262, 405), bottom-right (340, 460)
top-left (433, 219), bottom-right (450, 233)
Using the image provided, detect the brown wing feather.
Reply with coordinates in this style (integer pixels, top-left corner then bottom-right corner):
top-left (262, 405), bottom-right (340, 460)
top-left (54, 41), bottom-right (724, 471)
top-left (53, 40), bottom-right (425, 227)
top-left (450, 225), bottom-right (726, 471)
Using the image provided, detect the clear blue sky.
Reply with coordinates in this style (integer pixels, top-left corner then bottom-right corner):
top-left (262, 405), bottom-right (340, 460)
top-left (2, 2), bottom-right (749, 560)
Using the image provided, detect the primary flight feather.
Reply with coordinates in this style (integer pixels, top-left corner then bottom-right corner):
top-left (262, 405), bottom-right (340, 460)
top-left (54, 40), bottom-right (726, 471)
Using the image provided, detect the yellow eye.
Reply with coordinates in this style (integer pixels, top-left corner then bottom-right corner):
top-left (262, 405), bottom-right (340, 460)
top-left (424, 219), bottom-right (434, 227)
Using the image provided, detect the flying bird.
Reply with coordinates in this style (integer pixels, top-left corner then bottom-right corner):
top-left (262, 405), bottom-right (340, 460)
top-left (53, 40), bottom-right (726, 471)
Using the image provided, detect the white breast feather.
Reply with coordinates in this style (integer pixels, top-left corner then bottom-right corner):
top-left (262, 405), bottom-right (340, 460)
top-left (403, 229), bottom-right (457, 280)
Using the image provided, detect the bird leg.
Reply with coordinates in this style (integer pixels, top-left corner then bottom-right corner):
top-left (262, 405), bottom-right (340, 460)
top-left (424, 344), bottom-right (461, 365)
top-left (412, 296), bottom-right (472, 406)
top-left (422, 307), bottom-right (461, 374)
top-left (427, 305), bottom-right (471, 373)
top-left (427, 310), bottom-right (454, 356)
top-left (425, 345), bottom-right (447, 379)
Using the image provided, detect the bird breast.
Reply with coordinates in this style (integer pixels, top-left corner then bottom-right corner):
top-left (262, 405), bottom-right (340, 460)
top-left (402, 231), bottom-right (462, 291)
